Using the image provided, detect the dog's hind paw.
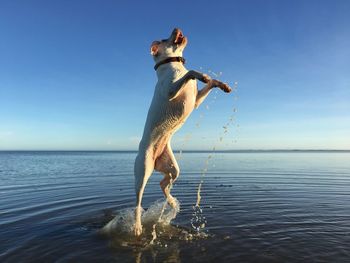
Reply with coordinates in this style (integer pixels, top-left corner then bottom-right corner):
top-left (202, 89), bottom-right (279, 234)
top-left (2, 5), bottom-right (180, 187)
top-left (134, 223), bottom-right (143, 236)
top-left (167, 195), bottom-right (178, 210)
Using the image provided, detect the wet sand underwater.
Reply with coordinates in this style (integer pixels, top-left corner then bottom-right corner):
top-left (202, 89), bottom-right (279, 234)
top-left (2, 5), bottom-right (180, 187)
top-left (1, 151), bottom-right (350, 262)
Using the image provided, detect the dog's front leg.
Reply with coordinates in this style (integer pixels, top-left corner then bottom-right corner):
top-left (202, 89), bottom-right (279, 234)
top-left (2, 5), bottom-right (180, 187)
top-left (195, 79), bottom-right (232, 108)
top-left (195, 83), bottom-right (212, 108)
top-left (169, 70), bottom-right (210, 101)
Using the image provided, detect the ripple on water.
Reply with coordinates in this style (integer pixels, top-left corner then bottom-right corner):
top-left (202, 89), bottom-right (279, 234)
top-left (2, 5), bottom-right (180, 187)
top-left (0, 151), bottom-right (350, 262)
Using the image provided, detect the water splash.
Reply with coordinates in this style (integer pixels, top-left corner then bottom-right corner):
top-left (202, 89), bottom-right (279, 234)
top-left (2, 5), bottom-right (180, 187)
top-left (175, 68), bottom-right (238, 233)
top-left (99, 198), bottom-right (209, 252)
top-left (191, 205), bottom-right (207, 232)
top-left (150, 179), bottom-right (175, 245)
top-left (190, 70), bottom-right (239, 233)
top-left (100, 198), bottom-right (180, 237)
top-left (195, 181), bottom-right (202, 207)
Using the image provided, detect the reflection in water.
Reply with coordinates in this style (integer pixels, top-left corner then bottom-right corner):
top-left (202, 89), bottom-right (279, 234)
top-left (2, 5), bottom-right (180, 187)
top-left (133, 241), bottom-right (181, 263)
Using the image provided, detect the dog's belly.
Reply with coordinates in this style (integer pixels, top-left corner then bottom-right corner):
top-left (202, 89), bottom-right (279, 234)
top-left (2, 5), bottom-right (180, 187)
top-left (140, 86), bottom-right (196, 157)
top-left (160, 99), bottom-right (192, 134)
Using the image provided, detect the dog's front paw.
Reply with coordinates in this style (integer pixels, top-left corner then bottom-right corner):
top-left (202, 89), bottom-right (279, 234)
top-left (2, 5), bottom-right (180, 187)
top-left (134, 222), bottom-right (143, 236)
top-left (211, 79), bottom-right (231, 93)
top-left (219, 82), bottom-right (232, 93)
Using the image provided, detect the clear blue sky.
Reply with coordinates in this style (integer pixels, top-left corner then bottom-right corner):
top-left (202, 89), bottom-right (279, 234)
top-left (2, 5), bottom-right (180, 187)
top-left (0, 0), bottom-right (349, 150)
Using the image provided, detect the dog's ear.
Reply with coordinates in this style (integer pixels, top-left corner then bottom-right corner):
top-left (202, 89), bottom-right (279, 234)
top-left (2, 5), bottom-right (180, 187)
top-left (150, 41), bottom-right (160, 56)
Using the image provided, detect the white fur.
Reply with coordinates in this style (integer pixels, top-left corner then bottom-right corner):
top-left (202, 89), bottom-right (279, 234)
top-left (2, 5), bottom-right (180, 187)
top-left (133, 28), bottom-right (231, 236)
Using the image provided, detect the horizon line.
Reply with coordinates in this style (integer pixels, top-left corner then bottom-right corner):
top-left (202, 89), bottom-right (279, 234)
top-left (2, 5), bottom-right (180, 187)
top-left (0, 149), bottom-right (349, 153)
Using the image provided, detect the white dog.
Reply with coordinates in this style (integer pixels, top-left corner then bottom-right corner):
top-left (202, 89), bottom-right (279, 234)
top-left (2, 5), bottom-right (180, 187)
top-left (134, 28), bottom-right (231, 236)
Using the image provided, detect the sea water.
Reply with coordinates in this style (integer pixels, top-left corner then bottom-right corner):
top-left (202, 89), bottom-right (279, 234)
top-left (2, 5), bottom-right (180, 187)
top-left (1, 151), bottom-right (350, 262)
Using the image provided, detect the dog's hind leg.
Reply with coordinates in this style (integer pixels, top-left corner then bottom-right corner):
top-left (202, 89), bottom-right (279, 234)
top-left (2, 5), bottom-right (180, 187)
top-left (155, 143), bottom-right (179, 209)
top-left (134, 150), bottom-right (154, 236)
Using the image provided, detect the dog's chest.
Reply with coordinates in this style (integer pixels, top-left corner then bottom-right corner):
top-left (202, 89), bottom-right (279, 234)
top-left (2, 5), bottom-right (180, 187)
top-left (158, 67), bottom-right (185, 87)
top-left (166, 81), bottom-right (196, 126)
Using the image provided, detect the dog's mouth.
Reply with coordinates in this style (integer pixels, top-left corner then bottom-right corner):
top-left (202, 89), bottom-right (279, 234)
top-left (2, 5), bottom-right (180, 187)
top-left (173, 29), bottom-right (185, 45)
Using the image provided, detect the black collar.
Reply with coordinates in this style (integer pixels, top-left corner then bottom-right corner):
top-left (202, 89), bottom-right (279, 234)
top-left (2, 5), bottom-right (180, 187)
top-left (154, 56), bottom-right (185, 70)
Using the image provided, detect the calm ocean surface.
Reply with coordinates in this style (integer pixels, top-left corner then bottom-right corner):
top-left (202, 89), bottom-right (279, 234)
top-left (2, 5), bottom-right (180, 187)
top-left (0, 151), bottom-right (349, 262)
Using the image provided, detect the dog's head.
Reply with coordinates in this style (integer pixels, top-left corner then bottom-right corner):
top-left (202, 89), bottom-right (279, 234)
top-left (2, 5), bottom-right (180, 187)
top-left (150, 28), bottom-right (187, 62)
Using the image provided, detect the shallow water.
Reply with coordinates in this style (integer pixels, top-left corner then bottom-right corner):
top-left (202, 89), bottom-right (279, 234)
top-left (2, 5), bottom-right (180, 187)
top-left (1, 151), bottom-right (350, 262)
